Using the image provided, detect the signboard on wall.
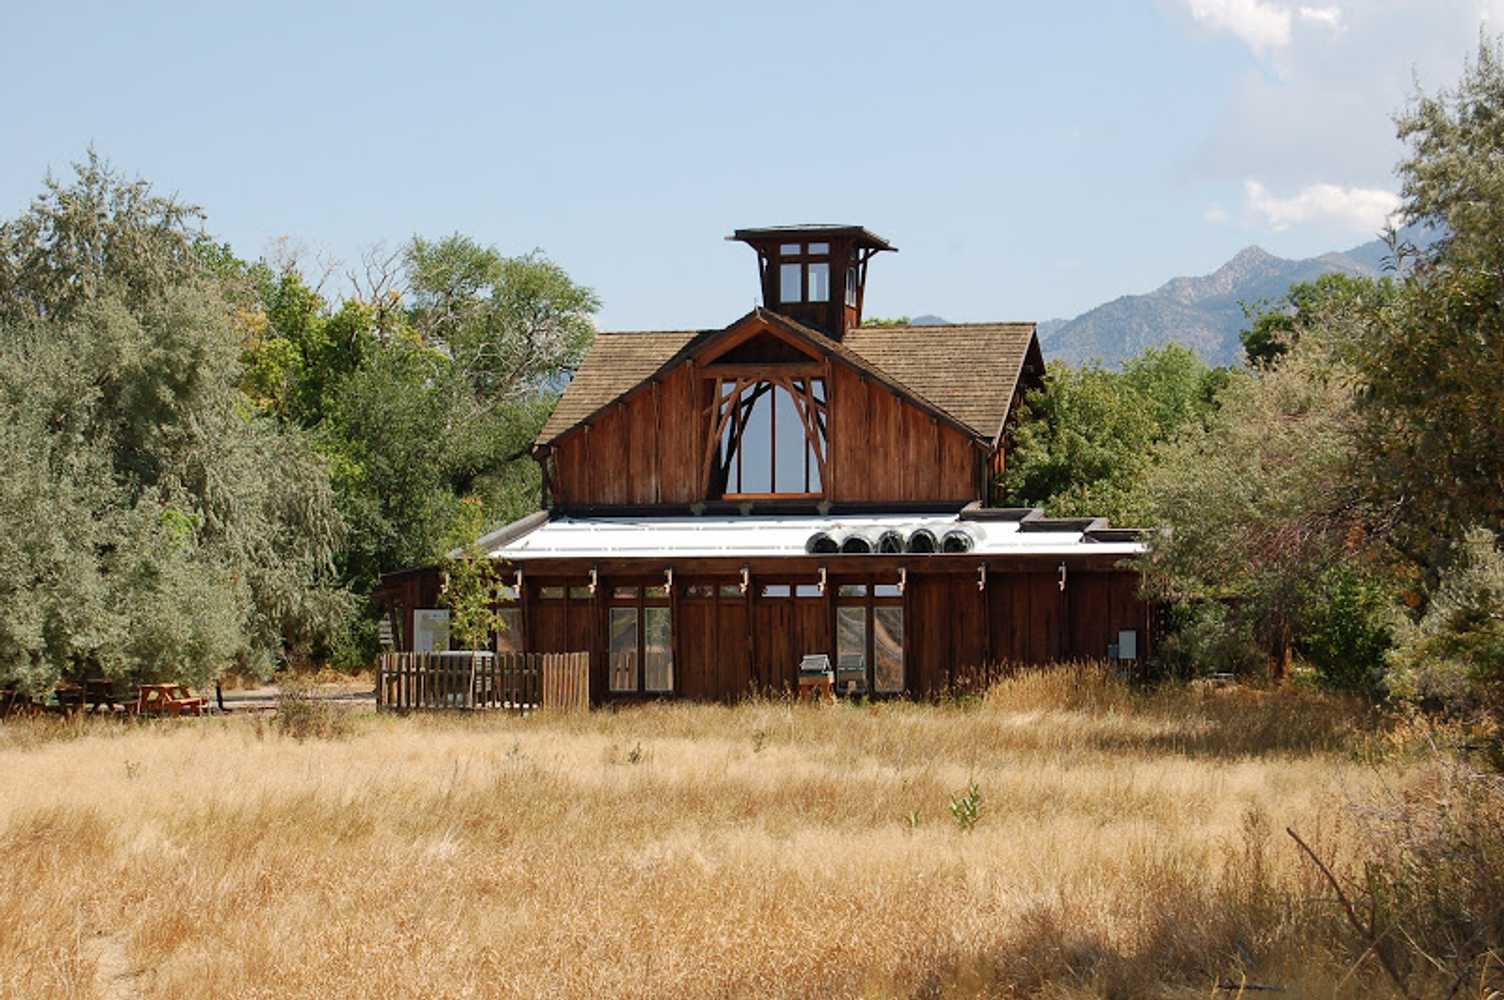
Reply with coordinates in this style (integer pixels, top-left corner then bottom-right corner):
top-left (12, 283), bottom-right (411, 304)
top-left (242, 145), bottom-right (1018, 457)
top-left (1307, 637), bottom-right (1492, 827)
top-left (413, 609), bottom-right (451, 653)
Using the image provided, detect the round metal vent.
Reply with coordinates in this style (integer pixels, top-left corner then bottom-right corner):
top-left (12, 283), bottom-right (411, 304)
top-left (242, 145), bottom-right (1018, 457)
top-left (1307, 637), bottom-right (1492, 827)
top-left (906, 528), bottom-right (938, 554)
top-left (806, 531), bottom-right (839, 554)
top-left (876, 529), bottom-right (905, 554)
top-left (941, 528), bottom-right (974, 553)
top-left (840, 533), bottom-right (873, 554)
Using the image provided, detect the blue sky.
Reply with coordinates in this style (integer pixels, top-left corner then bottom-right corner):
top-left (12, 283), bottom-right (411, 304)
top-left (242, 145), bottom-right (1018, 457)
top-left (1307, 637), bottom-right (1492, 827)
top-left (1, 1), bottom-right (1494, 328)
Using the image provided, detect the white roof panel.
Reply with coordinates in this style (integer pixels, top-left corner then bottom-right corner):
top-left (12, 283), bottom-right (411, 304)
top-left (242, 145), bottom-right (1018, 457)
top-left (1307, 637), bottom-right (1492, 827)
top-left (488, 513), bottom-right (1142, 560)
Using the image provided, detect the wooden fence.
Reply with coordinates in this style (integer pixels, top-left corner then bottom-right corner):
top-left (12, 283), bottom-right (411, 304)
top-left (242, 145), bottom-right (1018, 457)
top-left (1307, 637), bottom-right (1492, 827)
top-left (376, 651), bottom-right (589, 713)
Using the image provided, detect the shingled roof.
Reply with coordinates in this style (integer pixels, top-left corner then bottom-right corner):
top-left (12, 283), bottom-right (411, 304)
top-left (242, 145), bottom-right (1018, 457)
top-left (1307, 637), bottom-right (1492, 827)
top-left (535, 316), bottom-right (1039, 445)
top-left (844, 322), bottom-right (1038, 439)
top-left (536, 329), bottom-right (711, 442)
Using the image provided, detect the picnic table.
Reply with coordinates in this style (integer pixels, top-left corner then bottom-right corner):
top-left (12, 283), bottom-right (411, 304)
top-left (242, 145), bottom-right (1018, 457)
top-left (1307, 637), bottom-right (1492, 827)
top-left (53, 683), bottom-right (86, 714)
top-left (136, 684), bottom-right (205, 717)
top-left (85, 678), bottom-right (129, 714)
top-left (0, 689), bottom-right (41, 719)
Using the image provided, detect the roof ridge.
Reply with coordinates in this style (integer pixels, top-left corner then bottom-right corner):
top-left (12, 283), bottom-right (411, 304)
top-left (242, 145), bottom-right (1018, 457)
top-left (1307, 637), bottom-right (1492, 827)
top-left (853, 321), bottom-right (1036, 330)
top-left (595, 328), bottom-right (712, 337)
top-left (757, 310), bottom-right (988, 437)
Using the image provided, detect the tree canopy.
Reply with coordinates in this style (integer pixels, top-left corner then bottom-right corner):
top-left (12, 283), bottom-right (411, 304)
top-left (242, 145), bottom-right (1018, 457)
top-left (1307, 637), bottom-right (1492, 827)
top-left (1135, 37), bottom-right (1504, 703)
top-left (999, 344), bottom-right (1229, 524)
top-left (0, 153), bottom-right (599, 691)
top-left (0, 155), bottom-right (348, 692)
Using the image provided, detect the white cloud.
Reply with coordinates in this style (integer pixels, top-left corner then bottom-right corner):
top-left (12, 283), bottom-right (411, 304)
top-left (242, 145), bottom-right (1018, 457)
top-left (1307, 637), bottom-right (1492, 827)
top-left (1179, 1), bottom-right (1343, 57)
top-left (1185, 0), bottom-right (1293, 53)
top-left (1243, 178), bottom-right (1400, 232)
top-left (1297, 5), bottom-right (1343, 28)
top-left (1204, 205), bottom-right (1231, 224)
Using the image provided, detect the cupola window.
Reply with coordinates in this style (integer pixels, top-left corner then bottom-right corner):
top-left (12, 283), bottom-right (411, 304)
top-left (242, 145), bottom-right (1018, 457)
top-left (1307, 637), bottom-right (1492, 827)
top-left (774, 243), bottom-right (833, 305)
top-left (808, 262), bottom-right (830, 302)
top-left (780, 263), bottom-right (802, 303)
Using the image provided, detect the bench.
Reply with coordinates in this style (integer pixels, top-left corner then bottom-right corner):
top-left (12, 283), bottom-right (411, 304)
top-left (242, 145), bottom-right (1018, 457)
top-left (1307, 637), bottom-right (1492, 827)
top-left (136, 684), bottom-right (205, 717)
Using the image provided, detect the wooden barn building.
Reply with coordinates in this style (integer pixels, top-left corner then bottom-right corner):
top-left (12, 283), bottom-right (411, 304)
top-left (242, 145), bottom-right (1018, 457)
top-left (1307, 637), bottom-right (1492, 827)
top-left (376, 225), bottom-right (1152, 701)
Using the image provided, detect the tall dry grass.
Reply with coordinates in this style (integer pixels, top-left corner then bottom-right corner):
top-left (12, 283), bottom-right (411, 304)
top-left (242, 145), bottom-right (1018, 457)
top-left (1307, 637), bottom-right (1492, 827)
top-left (0, 666), bottom-right (1494, 998)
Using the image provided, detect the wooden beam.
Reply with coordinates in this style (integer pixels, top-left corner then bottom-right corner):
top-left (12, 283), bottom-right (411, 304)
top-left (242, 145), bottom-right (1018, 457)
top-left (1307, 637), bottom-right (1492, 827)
top-left (701, 362), bottom-right (824, 379)
top-left (652, 380), bottom-right (662, 505)
top-left (701, 378), bottom-right (747, 497)
top-left (695, 313), bottom-right (823, 366)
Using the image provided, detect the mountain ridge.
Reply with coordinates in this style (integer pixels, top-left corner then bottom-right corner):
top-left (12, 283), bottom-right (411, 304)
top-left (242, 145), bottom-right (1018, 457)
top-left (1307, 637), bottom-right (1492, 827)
top-left (1028, 230), bottom-right (1421, 367)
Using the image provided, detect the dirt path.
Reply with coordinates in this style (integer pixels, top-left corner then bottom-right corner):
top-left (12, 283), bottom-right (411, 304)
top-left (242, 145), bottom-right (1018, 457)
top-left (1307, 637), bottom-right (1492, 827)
top-left (217, 682), bottom-right (374, 713)
top-left (87, 929), bottom-right (140, 1000)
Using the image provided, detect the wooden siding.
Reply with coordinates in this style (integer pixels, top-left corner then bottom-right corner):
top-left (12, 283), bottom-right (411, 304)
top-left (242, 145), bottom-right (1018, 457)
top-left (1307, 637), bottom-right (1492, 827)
top-left (751, 591), bottom-right (829, 691)
top-left (549, 356), bottom-right (980, 507)
top-left (379, 562), bottom-right (1151, 704)
top-left (549, 366), bottom-right (704, 506)
top-left (824, 365), bottom-right (978, 505)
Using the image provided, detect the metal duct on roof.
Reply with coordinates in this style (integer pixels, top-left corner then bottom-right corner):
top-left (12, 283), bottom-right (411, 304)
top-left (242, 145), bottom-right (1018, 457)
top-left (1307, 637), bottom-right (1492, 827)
top-left (941, 528), bottom-right (974, 553)
top-left (806, 531), bottom-right (839, 554)
top-left (876, 529), bottom-right (905, 554)
top-left (906, 528), bottom-right (938, 554)
top-left (840, 533), bottom-right (873, 554)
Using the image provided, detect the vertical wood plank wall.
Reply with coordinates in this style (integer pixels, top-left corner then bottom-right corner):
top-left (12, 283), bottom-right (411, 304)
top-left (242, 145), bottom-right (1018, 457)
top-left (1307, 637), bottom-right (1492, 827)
top-left (382, 567), bottom-right (1150, 703)
top-left (547, 361), bottom-right (979, 507)
top-left (549, 366), bottom-right (705, 506)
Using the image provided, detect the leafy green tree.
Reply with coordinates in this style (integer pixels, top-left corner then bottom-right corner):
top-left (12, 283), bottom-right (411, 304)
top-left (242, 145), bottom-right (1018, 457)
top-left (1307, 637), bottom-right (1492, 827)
top-left (405, 234), bottom-right (598, 403)
top-left (1388, 528), bottom-right (1504, 715)
top-left (322, 339), bottom-right (476, 592)
top-left (1142, 337), bottom-right (1368, 673)
top-left (1240, 272), bottom-right (1392, 370)
top-left (198, 230), bottom-right (596, 664)
top-left (439, 499), bottom-right (513, 654)
top-left (0, 150), bottom-right (204, 325)
top-left (1350, 38), bottom-right (1504, 579)
top-left (1001, 344), bottom-right (1227, 524)
top-left (0, 155), bottom-right (348, 692)
top-left (1145, 41), bottom-right (1504, 685)
top-left (1297, 566), bottom-right (1396, 693)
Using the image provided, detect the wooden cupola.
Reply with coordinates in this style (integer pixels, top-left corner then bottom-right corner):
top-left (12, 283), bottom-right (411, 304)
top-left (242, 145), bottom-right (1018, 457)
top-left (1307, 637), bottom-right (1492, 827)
top-left (728, 225), bottom-right (895, 341)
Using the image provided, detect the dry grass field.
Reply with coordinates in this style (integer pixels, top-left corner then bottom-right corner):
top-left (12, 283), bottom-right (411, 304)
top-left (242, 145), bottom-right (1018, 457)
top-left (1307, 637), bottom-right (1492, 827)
top-left (1, 666), bottom-right (1498, 999)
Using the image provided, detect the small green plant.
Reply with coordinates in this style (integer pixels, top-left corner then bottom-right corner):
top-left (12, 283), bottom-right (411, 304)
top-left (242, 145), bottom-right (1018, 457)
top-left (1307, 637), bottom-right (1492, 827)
top-left (440, 530), bottom-right (514, 655)
top-left (949, 781), bottom-right (981, 832)
top-left (905, 809), bottom-right (921, 831)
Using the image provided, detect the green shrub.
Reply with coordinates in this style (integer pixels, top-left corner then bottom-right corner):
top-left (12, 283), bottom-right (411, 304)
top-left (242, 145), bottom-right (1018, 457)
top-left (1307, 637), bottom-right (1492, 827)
top-left (1152, 602), bottom-right (1266, 680)
top-left (328, 610), bottom-right (380, 671)
top-left (1388, 528), bottom-right (1504, 718)
top-left (1297, 566), bottom-right (1396, 693)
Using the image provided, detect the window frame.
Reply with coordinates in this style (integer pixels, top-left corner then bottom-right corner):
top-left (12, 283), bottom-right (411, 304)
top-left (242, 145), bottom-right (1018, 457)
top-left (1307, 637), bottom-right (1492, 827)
top-left (773, 242), bottom-right (834, 306)
top-left (607, 581), bottom-right (674, 696)
top-left (833, 576), bottom-right (905, 696)
top-left (714, 375), bottom-right (828, 500)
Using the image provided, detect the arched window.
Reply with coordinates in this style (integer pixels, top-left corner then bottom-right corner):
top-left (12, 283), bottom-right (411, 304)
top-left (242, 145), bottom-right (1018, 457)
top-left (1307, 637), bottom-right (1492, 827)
top-left (708, 377), bottom-right (827, 498)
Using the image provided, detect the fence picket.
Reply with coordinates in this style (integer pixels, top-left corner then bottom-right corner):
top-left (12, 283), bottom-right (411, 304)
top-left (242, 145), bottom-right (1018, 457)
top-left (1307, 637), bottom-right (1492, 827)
top-left (374, 650), bottom-right (590, 713)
